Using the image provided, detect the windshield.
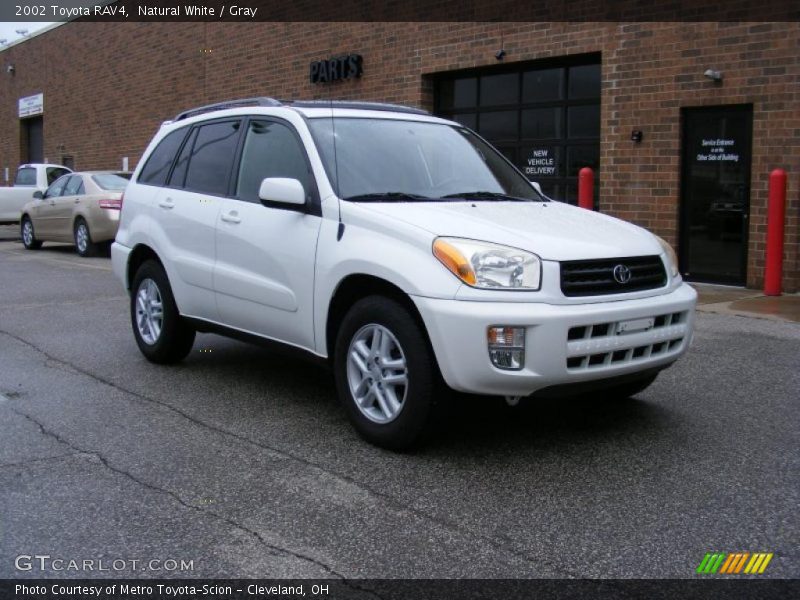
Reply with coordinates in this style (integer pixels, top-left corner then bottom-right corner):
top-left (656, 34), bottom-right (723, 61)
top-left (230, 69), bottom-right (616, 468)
top-left (308, 117), bottom-right (543, 202)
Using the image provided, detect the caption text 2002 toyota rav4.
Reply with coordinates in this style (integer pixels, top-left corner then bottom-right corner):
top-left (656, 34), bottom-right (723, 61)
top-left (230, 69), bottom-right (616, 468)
top-left (112, 98), bottom-right (697, 449)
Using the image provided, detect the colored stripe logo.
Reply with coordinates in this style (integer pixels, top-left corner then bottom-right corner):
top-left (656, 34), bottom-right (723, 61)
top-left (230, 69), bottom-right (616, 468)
top-left (696, 552), bottom-right (773, 574)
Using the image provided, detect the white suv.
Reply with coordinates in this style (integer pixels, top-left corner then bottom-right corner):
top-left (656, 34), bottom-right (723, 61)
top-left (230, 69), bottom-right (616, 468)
top-left (112, 98), bottom-right (696, 449)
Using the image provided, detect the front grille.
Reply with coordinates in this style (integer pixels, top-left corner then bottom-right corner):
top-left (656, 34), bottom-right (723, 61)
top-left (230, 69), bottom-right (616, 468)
top-left (560, 255), bottom-right (667, 297)
top-left (565, 311), bottom-right (688, 371)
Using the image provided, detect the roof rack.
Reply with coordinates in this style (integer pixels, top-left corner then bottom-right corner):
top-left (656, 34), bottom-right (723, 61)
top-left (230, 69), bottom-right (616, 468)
top-left (173, 98), bottom-right (430, 121)
top-left (286, 100), bottom-right (429, 115)
top-left (174, 97), bottom-right (282, 120)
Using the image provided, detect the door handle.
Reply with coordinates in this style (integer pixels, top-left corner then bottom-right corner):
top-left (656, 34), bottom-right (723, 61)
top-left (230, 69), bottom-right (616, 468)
top-left (158, 198), bottom-right (175, 209)
top-left (220, 211), bottom-right (241, 224)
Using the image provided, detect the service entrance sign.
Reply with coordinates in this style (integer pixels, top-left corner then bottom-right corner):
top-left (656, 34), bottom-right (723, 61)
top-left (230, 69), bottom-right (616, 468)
top-left (19, 93), bottom-right (44, 118)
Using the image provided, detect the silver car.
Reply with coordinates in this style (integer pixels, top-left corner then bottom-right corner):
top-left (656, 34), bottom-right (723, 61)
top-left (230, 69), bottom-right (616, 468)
top-left (20, 172), bottom-right (129, 256)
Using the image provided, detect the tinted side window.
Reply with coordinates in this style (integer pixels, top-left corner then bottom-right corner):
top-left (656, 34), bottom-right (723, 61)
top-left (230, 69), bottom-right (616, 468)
top-left (15, 168), bottom-right (36, 186)
top-left (139, 128), bottom-right (189, 186)
top-left (235, 120), bottom-right (311, 203)
top-left (168, 128), bottom-right (198, 189)
top-left (63, 175), bottom-right (84, 196)
top-left (47, 167), bottom-right (71, 185)
top-left (44, 176), bottom-right (68, 198)
top-left (184, 121), bottom-right (241, 196)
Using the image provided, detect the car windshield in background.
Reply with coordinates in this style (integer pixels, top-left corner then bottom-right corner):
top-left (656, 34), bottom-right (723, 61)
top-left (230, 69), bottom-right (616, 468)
top-left (15, 168), bottom-right (37, 186)
top-left (308, 118), bottom-right (543, 202)
top-left (92, 173), bottom-right (129, 191)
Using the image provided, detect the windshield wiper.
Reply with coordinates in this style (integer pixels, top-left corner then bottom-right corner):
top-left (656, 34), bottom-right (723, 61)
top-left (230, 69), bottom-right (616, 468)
top-left (440, 191), bottom-right (537, 202)
top-left (343, 192), bottom-right (433, 202)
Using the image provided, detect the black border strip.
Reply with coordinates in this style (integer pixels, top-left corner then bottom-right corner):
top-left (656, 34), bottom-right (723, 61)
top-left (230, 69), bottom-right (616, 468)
top-left (2, 579), bottom-right (799, 600)
top-left (2, 0), bottom-right (799, 23)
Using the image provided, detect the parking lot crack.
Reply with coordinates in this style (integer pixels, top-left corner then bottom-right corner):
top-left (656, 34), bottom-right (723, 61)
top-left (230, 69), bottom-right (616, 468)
top-left (0, 328), bottom-right (568, 578)
top-left (0, 452), bottom-right (78, 471)
top-left (7, 405), bottom-right (385, 590)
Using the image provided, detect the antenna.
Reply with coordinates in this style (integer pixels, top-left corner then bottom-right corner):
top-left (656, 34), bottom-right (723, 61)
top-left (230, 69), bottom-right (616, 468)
top-left (328, 61), bottom-right (344, 240)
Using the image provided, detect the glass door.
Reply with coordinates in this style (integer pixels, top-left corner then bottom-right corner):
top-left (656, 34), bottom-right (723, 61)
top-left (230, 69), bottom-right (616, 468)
top-left (680, 105), bottom-right (752, 285)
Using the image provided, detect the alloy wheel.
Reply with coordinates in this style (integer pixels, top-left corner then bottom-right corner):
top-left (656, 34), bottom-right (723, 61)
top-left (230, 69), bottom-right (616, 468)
top-left (22, 220), bottom-right (33, 246)
top-left (346, 324), bottom-right (409, 424)
top-left (75, 223), bottom-right (89, 254)
top-left (135, 278), bottom-right (164, 345)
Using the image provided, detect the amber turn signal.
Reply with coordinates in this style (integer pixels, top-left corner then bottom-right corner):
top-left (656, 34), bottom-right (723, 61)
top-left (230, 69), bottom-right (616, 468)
top-left (433, 238), bottom-right (476, 285)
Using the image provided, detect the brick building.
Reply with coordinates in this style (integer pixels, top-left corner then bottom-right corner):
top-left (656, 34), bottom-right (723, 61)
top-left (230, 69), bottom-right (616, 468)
top-left (0, 18), bottom-right (797, 290)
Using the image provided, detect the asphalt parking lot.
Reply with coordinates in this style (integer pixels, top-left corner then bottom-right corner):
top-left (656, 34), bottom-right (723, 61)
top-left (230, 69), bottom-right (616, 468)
top-left (0, 231), bottom-right (797, 580)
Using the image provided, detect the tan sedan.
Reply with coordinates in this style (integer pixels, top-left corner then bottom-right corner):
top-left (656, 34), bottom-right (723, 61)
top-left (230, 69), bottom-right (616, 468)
top-left (20, 172), bottom-right (128, 256)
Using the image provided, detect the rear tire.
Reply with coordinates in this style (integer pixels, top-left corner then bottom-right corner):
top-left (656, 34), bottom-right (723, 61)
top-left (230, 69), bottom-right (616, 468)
top-left (130, 260), bottom-right (195, 364)
top-left (21, 216), bottom-right (42, 250)
top-left (334, 296), bottom-right (438, 450)
top-left (74, 218), bottom-right (98, 257)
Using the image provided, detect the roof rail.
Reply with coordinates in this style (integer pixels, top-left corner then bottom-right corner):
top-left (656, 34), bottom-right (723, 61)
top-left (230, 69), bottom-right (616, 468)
top-left (172, 98), bottom-right (430, 121)
top-left (174, 97), bottom-right (282, 120)
top-left (287, 100), bottom-right (429, 115)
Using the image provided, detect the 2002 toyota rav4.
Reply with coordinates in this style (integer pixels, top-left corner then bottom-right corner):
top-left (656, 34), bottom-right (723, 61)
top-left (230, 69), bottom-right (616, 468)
top-left (112, 98), bottom-right (697, 449)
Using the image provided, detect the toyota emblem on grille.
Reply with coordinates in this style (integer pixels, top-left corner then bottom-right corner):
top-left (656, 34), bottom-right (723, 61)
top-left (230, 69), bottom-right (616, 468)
top-left (613, 264), bottom-right (632, 284)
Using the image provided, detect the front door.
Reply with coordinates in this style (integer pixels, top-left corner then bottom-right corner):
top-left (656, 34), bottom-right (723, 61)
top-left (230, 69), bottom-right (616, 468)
top-left (680, 105), bottom-right (752, 285)
top-left (214, 118), bottom-right (321, 350)
top-left (35, 175), bottom-right (69, 238)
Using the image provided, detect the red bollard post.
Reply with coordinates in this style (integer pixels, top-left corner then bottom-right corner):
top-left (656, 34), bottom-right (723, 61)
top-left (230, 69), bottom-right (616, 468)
top-left (578, 167), bottom-right (594, 210)
top-left (764, 168), bottom-right (787, 296)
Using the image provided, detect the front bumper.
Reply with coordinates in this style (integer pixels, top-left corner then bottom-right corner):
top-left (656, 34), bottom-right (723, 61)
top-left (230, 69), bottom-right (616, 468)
top-left (412, 283), bottom-right (697, 396)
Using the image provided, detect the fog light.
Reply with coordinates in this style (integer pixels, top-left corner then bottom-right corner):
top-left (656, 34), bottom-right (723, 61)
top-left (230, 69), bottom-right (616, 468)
top-left (487, 326), bottom-right (525, 370)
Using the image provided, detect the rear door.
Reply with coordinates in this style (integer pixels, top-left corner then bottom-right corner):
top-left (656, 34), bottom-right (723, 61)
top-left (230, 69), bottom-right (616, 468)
top-left (51, 175), bottom-right (84, 240)
top-left (152, 119), bottom-right (242, 321)
top-left (214, 117), bottom-right (322, 349)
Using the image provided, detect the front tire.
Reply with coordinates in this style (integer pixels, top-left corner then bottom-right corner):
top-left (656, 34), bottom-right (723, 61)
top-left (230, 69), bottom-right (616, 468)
top-left (334, 296), bottom-right (438, 450)
top-left (130, 260), bottom-right (195, 364)
top-left (21, 216), bottom-right (42, 250)
top-left (74, 218), bottom-right (99, 257)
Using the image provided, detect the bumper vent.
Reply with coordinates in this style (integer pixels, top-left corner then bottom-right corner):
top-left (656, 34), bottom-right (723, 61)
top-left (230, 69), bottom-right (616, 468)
top-left (560, 255), bottom-right (667, 297)
top-left (565, 311), bottom-right (688, 371)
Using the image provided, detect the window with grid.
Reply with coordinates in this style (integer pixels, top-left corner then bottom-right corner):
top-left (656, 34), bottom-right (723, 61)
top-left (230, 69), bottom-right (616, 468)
top-left (435, 58), bottom-right (601, 206)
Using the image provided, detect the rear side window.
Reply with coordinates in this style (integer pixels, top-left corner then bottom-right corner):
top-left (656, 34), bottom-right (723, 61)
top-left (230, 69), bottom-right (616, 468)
top-left (63, 175), bottom-right (84, 196)
top-left (47, 167), bottom-right (71, 185)
top-left (15, 168), bottom-right (36, 186)
top-left (167, 128), bottom-right (198, 189)
top-left (139, 128), bottom-right (189, 186)
top-left (235, 120), bottom-right (311, 203)
top-left (183, 120), bottom-right (242, 196)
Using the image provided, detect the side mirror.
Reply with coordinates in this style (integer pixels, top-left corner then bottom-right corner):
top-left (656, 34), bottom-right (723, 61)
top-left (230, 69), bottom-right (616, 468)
top-left (33, 190), bottom-right (43, 200)
top-left (258, 178), bottom-right (306, 206)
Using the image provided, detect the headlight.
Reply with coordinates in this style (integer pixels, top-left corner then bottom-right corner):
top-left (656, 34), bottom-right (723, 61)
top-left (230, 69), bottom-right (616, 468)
top-left (433, 237), bottom-right (541, 290)
top-left (655, 235), bottom-right (679, 278)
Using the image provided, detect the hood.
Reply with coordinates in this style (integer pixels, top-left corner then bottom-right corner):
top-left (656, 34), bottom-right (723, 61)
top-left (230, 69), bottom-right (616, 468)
top-left (353, 200), bottom-right (662, 261)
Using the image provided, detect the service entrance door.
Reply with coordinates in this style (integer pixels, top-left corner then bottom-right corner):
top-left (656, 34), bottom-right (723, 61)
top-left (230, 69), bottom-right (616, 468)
top-left (680, 105), bottom-right (752, 285)
top-left (23, 117), bottom-right (44, 163)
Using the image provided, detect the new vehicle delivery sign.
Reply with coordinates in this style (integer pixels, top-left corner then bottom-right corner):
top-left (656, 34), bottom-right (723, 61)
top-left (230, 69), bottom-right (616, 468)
top-left (18, 93), bottom-right (43, 118)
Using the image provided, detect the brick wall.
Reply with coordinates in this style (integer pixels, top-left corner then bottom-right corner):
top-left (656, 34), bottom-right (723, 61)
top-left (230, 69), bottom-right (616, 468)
top-left (0, 20), bottom-right (797, 291)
